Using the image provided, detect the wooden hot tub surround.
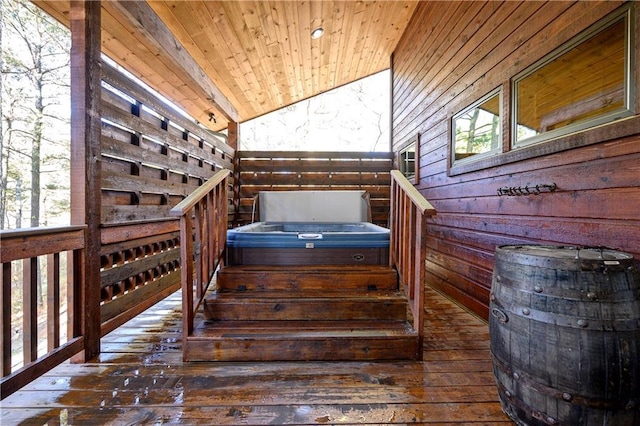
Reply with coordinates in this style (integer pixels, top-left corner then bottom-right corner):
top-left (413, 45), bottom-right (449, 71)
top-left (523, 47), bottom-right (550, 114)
top-left (171, 172), bottom-right (436, 363)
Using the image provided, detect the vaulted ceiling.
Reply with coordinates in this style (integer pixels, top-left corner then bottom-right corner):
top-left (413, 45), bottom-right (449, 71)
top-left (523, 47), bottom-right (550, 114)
top-left (33, 1), bottom-right (418, 131)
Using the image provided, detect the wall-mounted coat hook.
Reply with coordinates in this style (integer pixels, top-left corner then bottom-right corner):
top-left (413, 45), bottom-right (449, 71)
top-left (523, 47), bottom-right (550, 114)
top-left (497, 183), bottom-right (557, 196)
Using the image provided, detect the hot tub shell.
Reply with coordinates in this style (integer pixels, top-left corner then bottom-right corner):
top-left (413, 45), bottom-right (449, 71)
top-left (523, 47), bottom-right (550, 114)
top-left (227, 190), bottom-right (389, 266)
top-left (226, 221), bottom-right (390, 266)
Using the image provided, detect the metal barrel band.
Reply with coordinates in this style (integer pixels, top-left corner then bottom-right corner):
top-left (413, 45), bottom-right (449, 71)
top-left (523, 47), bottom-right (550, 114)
top-left (493, 275), bottom-right (640, 301)
top-left (491, 297), bottom-right (640, 331)
top-left (492, 353), bottom-right (635, 411)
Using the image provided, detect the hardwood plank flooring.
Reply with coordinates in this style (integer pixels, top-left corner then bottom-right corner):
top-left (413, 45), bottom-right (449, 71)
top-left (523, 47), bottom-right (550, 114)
top-left (0, 287), bottom-right (511, 425)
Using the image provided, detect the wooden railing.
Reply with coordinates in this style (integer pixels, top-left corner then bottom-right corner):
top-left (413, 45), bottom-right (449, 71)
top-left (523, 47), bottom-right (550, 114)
top-left (170, 169), bottom-right (231, 339)
top-left (1, 226), bottom-right (86, 399)
top-left (97, 59), bottom-right (234, 334)
top-left (389, 170), bottom-right (436, 358)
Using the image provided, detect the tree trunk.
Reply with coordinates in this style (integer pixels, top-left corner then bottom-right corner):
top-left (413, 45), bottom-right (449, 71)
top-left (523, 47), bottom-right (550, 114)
top-left (15, 177), bottom-right (23, 228)
top-left (0, 118), bottom-right (10, 230)
top-left (30, 83), bottom-right (43, 228)
top-left (0, 3), bottom-right (3, 230)
top-left (466, 108), bottom-right (480, 153)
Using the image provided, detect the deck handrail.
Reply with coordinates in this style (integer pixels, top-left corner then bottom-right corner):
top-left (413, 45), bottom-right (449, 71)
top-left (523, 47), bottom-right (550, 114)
top-left (1, 225), bottom-right (87, 399)
top-left (170, 169), bottom-right (231, 338)
top-left (389, 170), bottom-right (436, 359)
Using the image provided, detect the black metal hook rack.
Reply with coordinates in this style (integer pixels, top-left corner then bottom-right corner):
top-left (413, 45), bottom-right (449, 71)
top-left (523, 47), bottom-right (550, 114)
top-left (497, 183), bottom-right (557, 197)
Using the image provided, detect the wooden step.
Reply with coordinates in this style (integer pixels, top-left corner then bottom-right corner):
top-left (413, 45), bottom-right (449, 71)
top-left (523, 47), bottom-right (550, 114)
top-left (203, 291), bottom-right (408, 321)
top-left (186, 320), bottom-right (420, 361)
top-left (216, 265), bottom-right (398, 292)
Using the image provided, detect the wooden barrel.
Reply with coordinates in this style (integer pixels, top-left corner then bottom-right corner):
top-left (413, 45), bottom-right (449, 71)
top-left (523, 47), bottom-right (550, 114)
top-left (489, 245), bottom-right (640, 426)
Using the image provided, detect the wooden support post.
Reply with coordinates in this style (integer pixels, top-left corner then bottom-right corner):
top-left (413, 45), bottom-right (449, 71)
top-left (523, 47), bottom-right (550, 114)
top-left (228, 121), bottom-right (240, 227)
top-left (227, 121), bottom-right (239, 152)
top-left (70, 0), bottom-right (102, 362)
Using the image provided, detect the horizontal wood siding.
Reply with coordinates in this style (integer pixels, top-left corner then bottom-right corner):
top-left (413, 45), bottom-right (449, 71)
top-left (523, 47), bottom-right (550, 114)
top-left (392, 1), bottom-right (640, 319)
top-left (98, 61), bottom-right (235, 329)
top-left (236, 151), bottom-right (393, 227)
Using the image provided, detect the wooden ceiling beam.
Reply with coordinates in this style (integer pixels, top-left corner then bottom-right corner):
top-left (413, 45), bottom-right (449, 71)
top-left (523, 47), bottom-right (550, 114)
top-left (108, 0), bottom-right (239, 124)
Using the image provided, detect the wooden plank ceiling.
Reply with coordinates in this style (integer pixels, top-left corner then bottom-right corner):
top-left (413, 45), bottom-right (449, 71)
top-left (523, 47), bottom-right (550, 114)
top-left (33, 0), bottom-right (418, 131)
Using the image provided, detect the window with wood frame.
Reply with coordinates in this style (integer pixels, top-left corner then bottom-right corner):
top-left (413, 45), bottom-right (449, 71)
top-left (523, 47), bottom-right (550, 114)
top-left (398, 133), bottom-right (419, 182)
top-left (452, 88), bottom-right (501, 164)
top-left (513, 6), bottom-right (634, 147)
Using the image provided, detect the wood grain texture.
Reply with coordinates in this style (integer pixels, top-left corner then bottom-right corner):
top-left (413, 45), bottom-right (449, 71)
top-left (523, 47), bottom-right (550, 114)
top-left (69, 0), bottom-right (102, 364)
top-left (235, 151), bottom-right (393, 227)
top-left (194, 263), bottom-right (419, 362)
top-left (490, 246), bottom-right (640, 425)
top-left (392, 1), bottom-right (640, 319)
top-left (216, 265), bottom-right (398, 293)
top-left (0, 226), bottom-right (88, 398)
top-left (101, 61), bottom-right (233, 227)
top-left (0, 286), bottom-right (511, 424)
top-left (33, 0), bottom-right (418, 130)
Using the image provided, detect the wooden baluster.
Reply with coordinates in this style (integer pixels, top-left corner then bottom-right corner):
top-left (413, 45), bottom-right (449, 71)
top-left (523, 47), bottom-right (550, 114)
top-left (181, 214), bottom-right (195, 336)
top-left (47, 253), bottom-right (61, 351)
top-left (194, 202), bottom-right (203, 301)
top-left (1, 262), bottom-right (12, 376)
top-left (23, 257), bottom-right (38, 364)
top-left (221, 178), bottom-right (228, 263)
top-left (206, 191), bottom-right (215, 281)
top-left (406, 203), bottom-right (417, 300)
top-left (388, 179), bottom-right (396, 267)
top-left (414, 213), bottom-right (427, 358)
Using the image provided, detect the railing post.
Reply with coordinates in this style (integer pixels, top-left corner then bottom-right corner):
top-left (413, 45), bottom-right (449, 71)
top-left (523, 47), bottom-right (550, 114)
top-left (228, 122), bottom-right (240, 228)
top-left (70, 0), bottom-right (102, 362)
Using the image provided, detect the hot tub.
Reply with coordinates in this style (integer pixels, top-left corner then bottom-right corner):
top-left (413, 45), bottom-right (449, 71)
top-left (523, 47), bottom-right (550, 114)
top-left (226, 221), bottom-right (390, 266)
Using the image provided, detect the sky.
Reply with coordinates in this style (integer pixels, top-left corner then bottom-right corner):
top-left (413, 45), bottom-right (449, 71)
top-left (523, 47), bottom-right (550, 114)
top-left (240, 70), bottom-right (391, 152)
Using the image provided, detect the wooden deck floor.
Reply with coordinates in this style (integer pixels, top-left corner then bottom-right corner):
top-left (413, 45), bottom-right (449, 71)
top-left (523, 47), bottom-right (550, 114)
top-left (1, 286), bottom-right (512, 425)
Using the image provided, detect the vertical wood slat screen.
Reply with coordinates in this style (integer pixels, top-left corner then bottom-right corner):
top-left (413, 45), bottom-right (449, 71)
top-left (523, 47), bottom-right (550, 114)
top-left (235, 151), bottom-right (393, 227)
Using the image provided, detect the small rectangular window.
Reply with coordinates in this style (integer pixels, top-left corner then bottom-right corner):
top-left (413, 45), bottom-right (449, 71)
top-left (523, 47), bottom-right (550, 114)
top-left (452, 89), bottom-right (501, 164)
top-left (513, 6), bottom-right (634, 147)
top-left (399, 133), bottom-right (419, 182)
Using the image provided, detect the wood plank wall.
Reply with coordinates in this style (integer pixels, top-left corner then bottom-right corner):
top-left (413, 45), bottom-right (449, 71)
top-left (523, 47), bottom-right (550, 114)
top-left (98, 60), bottom-right (234, 331)
top-left (235, 151), bottom-right (393, 227)
top-left (392, 1), bottom-right (640, 319)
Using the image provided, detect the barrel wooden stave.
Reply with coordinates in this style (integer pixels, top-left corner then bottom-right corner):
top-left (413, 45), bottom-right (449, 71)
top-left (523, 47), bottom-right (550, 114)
top-left (490, 245), bottom-right (640, 425)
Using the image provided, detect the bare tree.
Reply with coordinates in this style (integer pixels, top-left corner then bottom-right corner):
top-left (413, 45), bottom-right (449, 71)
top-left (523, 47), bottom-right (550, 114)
top-left (241, 70), bottom-right (390, 152)
top-left (1, 0), bottom-right (70, 228)
top-left (0, 0), bottom-right (4, 228)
